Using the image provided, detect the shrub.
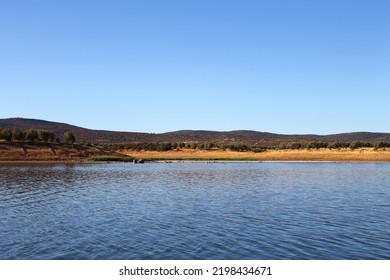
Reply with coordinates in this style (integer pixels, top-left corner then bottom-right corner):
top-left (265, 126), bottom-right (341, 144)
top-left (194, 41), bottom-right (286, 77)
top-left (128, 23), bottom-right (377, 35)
top-left (64, 132), bottom-right (76, 144)
top-left (26, 129), bottom-right (39, 141)
top-left (0, 128), bottom-right (12, 141)
top-left (12, 129), bottom-right (25, 141)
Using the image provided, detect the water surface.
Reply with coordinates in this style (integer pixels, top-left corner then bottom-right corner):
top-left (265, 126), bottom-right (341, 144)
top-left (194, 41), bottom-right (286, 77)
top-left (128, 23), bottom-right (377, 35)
top-left (1, 162), bottom-right (389, 259)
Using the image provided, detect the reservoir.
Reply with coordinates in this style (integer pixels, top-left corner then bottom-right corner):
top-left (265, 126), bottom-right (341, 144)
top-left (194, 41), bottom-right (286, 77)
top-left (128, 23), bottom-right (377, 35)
top-left (1, 162), bottom-right (389, 259)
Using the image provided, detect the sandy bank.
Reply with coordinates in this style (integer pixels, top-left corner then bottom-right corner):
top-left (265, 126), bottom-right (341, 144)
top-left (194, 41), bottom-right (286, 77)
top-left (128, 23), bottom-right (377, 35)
top-left (121, 148), bottom-right (390, 162)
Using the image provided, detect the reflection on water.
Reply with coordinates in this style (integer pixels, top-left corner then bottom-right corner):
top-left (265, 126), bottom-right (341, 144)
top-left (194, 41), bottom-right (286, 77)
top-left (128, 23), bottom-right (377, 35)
top-left (0, 162), bottom-right (389, 259)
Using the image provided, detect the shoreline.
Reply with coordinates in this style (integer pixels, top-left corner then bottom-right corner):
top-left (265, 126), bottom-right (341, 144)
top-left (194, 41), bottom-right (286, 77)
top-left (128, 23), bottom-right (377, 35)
top-left (1, 161), bottom-right (390, 166)
top-left (1, 142), bottom-right (390, 163)
top-left (1, 158), bottom-right (390, 164)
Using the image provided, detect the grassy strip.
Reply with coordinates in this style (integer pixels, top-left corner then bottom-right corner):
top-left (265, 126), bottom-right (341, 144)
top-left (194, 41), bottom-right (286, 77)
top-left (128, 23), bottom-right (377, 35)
top-left (121, 148), bottom-right (390, 162)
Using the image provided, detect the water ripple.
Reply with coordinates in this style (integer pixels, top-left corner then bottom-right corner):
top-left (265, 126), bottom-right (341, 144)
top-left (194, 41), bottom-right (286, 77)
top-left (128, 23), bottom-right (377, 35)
top-left (1, 162), bottom-right (389, 259)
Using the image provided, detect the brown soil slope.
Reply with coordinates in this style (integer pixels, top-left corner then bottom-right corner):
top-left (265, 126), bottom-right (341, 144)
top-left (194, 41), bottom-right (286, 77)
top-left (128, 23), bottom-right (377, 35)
top-left (0, 142), bottom-right (115, 161)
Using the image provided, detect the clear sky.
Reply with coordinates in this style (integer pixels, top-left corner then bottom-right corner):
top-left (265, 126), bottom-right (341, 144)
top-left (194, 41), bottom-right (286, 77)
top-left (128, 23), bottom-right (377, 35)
top-left (1, 0), bottom-right (389, 134)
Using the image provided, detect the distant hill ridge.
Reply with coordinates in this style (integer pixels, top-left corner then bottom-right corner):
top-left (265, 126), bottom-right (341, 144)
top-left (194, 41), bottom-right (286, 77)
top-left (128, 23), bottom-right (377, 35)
top-left (1, 118), bottom-right (390, 144)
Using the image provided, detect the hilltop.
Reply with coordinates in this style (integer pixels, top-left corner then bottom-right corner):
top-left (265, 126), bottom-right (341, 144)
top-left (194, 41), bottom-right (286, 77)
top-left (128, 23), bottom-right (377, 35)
top-left (1, 117), bottom-right (390, 145)
top-left (0, 118), bottom-right (152, 143)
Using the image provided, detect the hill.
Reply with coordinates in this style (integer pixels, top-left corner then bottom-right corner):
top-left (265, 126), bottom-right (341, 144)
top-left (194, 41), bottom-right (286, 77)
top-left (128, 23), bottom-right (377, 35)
top-left (0, 118), bottom-right (155, 143)
top-left (1, 117), bottom-right (390, 145)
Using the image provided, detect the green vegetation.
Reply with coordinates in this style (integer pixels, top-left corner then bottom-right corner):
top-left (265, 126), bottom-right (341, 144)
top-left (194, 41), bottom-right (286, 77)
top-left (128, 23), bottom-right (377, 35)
top-left (0, 128), bottom-right (56, 143)
top-left (38, 130), bottom-right (55, 142)
top-left (98, 140), bottom-right (390, 153)
top-left (64, 132), bottom-right (76, 144)
top-left (25, 129), bottom-right (39, 141)
top-left (0, 128), bottom-right (79, 145)
top-left (0, 128), bottom-right (12, 141)
top-left (373, 141), bottom-right (390, 149)
top-left (12, 129), bottom-right (25, 141)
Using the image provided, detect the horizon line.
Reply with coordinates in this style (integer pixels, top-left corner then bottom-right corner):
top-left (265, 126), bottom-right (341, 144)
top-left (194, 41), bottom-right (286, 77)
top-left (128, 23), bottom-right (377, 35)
top-left (1, 117), bottom-right (389, 136)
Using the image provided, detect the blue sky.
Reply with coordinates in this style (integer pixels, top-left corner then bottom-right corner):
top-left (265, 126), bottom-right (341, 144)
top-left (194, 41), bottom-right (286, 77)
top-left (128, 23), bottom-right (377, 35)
top-left (1, 0), bottom-right (389, 134)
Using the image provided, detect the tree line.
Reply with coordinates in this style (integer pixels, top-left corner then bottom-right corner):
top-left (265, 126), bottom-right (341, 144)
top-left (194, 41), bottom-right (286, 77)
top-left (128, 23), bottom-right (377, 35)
top-left (0, 128), bottom-right (76, 144)
top-left (278, 141), bottom-right (390, 150)
top-left (3, 129), bottom-right (388, 151)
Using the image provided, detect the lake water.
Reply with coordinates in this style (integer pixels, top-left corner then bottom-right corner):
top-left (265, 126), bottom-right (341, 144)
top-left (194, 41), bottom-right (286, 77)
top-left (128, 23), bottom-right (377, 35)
top-left (0, 162), bottom-right (389, 260)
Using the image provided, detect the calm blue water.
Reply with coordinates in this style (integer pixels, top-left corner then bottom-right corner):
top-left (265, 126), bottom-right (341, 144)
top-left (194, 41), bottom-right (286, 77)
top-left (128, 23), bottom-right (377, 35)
top-left (0, 162), bottom-right (389, 260)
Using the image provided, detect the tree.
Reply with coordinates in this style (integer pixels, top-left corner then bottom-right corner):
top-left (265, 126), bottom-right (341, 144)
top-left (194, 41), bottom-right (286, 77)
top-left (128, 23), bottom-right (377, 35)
top-left (190, 142), bottom-right (198, 149)
top-left (64, 132), bottom-right (76, 144)
top-left (26, 129), bottom-right (39, 141)
top-left (38, 130), bottom-right (52, 142)
top-left (0, 128), bottom-right (12, 141)
top-left (349, 141), bottom-right (363, 150)
top-left (374, 141), bottom-right (390, 149)
top-left (12, 129), bottom-right (25, 141)
top-left (179, 142), bottom-right (185, 148)
top-left (286, 142), bottom-right (302, 150)
top-left (156, 142), bottom-right (172, 151)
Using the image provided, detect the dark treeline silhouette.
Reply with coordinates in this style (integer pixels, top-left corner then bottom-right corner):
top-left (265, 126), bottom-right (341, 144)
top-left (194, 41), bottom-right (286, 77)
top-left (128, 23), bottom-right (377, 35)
top-left (0, 128), bottom-right (56, 142)
top-left (277, 141), bottom-right (388, 150)
top-left (98, 141), bottom-right (390, 152)
top-left (0, 128), bottom-right (76, 144)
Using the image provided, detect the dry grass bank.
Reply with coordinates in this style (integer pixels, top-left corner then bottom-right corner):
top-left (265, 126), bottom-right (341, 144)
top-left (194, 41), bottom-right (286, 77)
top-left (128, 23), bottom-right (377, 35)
top-left (121, 148), bottom-right (390, 162)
